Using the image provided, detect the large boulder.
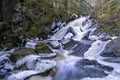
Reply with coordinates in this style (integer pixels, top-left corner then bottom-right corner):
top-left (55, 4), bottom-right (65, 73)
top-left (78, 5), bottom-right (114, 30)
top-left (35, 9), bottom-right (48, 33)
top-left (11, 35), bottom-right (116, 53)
top-left (35, 43), bottom-right (52, 53)
top-left (10, 48), bottom-right (35, 62)
top-left (26, 75), bottom-right (52, 80)
top-left (101, 38), bottom-right (120, 57)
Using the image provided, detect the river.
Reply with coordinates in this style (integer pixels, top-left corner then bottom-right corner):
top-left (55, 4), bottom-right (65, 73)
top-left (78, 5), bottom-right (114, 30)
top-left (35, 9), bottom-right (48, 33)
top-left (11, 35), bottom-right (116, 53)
top-left (0, 15), bottom-right (120, 80)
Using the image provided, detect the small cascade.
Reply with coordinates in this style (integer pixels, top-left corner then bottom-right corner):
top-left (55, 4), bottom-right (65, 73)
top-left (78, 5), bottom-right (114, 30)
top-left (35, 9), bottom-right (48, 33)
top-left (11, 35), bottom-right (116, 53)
top-left (50, 16), bottom-right (116, 80)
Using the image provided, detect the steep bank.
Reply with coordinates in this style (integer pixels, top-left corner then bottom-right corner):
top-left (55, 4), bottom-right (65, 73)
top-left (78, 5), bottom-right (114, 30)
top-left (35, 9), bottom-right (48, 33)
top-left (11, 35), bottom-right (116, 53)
top-left (92, 0), bottom-right (120, 36)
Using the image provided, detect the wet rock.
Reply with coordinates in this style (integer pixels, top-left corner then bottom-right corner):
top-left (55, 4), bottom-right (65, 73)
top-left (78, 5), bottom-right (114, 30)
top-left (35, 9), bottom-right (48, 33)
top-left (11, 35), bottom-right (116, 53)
top-left (104, 57), bottom-right (120, 63)
top-left (35, 43), bottom-right (52, 53)
top-left (26, 75), bottom-right (52, 80)
top-left (60, 38), bottom-right (71, 45)
top-left (101, 38), bottom-right (120, 57)
top-left (63, 39), bottom-right (91, 57)
top-left (71, 42), bottom-right (91, 57)
top-left (75, 59), bottom-right (113, 74)
top-left (63, 39), bottom-right (78, 50)
top-left (101, 52), bottom-right (116, 57)
top-left (100, 36), bottom-right (112, 41)
top-left (10, 48), bottom-right (35, 62)
top-left (39, 53), bottom-right (57, 59)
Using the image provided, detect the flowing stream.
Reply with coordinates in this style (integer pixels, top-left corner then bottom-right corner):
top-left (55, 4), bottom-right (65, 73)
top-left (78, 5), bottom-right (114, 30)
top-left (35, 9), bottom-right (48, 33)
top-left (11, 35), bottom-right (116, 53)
top-left (0, 16), bottom-right (120, 80)
top-left (50, 16), bottom-right (120, 80)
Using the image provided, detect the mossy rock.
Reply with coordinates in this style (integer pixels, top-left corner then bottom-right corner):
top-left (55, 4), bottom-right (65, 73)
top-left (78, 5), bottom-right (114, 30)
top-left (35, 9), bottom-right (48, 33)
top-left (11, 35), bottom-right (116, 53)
top-left (10, 48), bottom-right (35, 62)
top-left (35, 43), bottom-right (52, 53)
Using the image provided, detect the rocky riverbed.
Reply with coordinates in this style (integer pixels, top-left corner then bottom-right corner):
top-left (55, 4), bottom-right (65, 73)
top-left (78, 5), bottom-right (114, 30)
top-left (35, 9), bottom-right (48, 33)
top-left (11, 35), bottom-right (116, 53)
top-left (1, 16), bottom-right (120, 80)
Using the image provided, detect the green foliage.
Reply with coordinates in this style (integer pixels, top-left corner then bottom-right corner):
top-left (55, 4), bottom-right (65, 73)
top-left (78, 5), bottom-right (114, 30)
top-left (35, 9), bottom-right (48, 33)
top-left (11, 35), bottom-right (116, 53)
top-left (30, 24), bottom-right (36, 32)
top-left (25, 10), bottom-right (38, 23)
top-left (92, 0), bottom-right (120, 35)
top-left (22, 0), bottom-right (37, 8)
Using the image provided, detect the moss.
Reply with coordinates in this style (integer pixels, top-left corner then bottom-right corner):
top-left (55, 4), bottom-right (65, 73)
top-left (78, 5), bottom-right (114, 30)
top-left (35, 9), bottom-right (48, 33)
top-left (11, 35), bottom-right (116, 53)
top-left (10, 48), bottom-right (35, 62)
top-left (35, 43), bottom-right (52, 53)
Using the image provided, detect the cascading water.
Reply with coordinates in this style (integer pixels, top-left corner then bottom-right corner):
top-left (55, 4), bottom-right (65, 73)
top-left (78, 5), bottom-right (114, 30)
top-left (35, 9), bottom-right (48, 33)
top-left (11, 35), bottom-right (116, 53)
top-left (50, 16), bottom-right (120, 80)
top-left (1, 15), bottom-right (120, 80)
